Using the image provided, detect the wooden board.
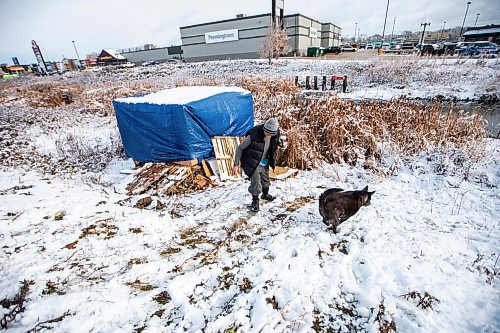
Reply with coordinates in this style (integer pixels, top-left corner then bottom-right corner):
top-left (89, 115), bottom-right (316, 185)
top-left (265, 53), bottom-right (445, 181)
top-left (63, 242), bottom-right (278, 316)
top-left (126, 163), bottom-right (193, 196)
top-left (126, 163), bottom-right (175, 195)
top-left (211, 136), bottom-right (241, 181)
top-left (201, 159), bottom-right (214, 178)
top-left (157, 166), bottom-right (192, 196)
top-left (269, 166), bottom-right (299, 180)
top-left (173, 158), bottom-right (198, 167)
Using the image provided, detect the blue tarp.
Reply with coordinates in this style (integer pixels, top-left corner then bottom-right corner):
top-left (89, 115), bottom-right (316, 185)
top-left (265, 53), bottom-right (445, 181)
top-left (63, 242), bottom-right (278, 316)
top-left (113, 87), bottom-right (253, 162)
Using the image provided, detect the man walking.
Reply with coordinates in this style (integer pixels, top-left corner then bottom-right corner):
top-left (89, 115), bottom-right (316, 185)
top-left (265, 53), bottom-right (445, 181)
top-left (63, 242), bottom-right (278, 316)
top-left (232, 118), bottom-right (280, 212)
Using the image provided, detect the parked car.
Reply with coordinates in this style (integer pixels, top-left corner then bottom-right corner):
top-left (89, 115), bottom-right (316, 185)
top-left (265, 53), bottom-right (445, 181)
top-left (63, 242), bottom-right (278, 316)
top-left (458, 41), bottom-right (499, 56)
top-left (166, 58), bottom-right (183, 63)
top-left (401, 42), bottom-right (417, 52)
top-left (141, 60), bottom-right (158, 66)
top-left (440, 42), bottom-right (458, 55)
top-left (383, 43), bottom-right (406, 54)
top-left (341, 45), bottom-right (356, 52)
top-left (359, 43), bottom-right (367, 49)
top-left (325, 46), bottom-right (341, 54)
top-left (415, 43), bottom-right (442, 55)
top-left (120, 62), bottom-right (136, 68)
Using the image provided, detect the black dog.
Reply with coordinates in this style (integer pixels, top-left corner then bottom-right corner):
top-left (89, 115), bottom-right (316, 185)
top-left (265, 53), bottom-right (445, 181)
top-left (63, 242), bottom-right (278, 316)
top-left (318, 186), bottom-right (375, 233)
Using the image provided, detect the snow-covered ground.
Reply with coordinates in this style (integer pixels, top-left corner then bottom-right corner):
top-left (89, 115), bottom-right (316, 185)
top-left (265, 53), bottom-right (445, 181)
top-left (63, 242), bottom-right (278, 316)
top-left (5, 57), bottom-right (498, 103)
top-left (1, 58), bottom-right (499, 332)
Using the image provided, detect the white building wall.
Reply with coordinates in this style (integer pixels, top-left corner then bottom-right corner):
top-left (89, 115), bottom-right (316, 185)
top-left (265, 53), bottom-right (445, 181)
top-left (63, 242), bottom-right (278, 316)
top-left (180, 13), bottom-right (342, 61)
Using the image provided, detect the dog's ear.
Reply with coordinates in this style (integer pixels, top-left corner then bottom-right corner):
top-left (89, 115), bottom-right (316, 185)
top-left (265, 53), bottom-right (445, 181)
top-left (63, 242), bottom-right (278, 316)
top-left (362, 186), bottom-right (368, 191)
top-left (368, 191), bottom-right (375, 195)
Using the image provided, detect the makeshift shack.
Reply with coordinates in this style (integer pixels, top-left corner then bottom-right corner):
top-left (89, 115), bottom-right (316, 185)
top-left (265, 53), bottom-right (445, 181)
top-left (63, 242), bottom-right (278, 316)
top-left (113, 86), bottom-right (254, 163)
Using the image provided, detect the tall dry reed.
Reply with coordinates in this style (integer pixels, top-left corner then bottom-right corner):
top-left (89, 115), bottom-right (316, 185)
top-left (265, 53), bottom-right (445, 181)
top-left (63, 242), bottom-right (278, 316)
top-left (180, 76), bottom-right (486, 171)
top-left (234, 78), bottom-right (486, 170)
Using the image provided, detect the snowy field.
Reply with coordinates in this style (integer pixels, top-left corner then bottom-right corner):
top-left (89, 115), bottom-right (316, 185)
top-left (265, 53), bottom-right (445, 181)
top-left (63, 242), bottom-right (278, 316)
top-left (1, 58), bottom-right (499, 332)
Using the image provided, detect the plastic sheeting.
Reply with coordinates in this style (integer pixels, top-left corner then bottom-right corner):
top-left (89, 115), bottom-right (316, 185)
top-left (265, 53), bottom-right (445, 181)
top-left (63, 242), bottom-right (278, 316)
top-left (113, 86), bottom-right (253, 162)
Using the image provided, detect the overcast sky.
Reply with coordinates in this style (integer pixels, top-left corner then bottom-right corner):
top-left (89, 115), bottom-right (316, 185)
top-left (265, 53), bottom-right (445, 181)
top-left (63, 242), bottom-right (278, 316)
top-left (1, 0), bottom-right (499, 64)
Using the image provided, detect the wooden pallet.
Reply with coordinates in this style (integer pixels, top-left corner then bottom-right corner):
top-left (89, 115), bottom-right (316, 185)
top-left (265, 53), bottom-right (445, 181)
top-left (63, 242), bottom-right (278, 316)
top-left (126, 163), bottom-right (175, 195)
top-left (156, 166), bottom-right (192, 196)
top-left (126, 163), bottom-right (192, 196)
top-left (211, 136), bottom-right (241, 181)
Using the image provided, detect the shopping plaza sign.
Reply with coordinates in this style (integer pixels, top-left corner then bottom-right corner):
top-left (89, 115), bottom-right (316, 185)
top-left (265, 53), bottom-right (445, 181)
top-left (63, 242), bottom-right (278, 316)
top-left (205, 29), bottom-right (239, 44)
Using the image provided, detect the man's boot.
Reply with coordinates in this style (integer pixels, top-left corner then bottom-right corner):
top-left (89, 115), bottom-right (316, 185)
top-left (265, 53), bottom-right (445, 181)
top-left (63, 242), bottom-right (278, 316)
top-left (261, 187), bottom-right (276, 201)
top-left (250, 195), bottom-right (260, 212)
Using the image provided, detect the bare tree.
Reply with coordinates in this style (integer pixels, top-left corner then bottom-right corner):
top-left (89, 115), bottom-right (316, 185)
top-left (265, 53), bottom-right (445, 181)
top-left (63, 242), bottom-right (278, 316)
top-left (260, 23), bottom-right (292, 64)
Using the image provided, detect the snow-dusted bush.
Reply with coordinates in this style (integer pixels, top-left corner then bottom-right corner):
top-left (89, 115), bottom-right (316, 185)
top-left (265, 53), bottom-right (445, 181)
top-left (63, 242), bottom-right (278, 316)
top-left (55, 132), bottom-right (125, 173)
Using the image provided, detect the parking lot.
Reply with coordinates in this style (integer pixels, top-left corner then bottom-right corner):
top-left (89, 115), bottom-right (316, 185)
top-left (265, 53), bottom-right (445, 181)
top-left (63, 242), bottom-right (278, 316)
top-left (291, 49), bottom-right (417, 61)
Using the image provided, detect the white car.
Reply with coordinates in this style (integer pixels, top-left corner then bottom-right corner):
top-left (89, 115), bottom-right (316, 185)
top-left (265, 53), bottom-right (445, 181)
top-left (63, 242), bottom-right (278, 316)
top-left (341, 45), bottom-right (356, 52)
top-left (120, 62), bottom-right (136, 68)
top-left (166, 58), bottom-right (182, 63)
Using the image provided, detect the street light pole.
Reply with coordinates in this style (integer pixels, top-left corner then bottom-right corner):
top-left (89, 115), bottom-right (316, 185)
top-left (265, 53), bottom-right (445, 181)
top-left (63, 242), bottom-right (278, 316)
top-left (72, 40), bottom-right (82, 68)
top-left (459, 1), bottom-right (472, 37)
top-left (354, 22), bottom-right (358, 43)
top-left (474, 13), bottom-right (480, 27)
top-left (390, 16), bottom-right (396, 44)
top-left (438, 21), bottom-right (446, 43)
top-left (382, 0), bottom-right (390, 42)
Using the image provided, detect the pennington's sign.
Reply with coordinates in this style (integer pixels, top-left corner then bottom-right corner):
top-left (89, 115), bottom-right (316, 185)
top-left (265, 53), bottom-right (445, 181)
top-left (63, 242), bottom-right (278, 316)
top-left (205, 29), bottom-right (239, 44)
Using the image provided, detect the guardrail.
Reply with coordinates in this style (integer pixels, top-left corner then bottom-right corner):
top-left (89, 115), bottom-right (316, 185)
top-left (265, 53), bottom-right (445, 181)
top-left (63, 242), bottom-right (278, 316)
top-left (295, 75), bottom-right (347, 93)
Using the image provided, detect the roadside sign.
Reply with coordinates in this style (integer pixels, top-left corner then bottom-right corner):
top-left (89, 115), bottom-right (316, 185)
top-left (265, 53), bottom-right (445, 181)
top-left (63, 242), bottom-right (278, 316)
top-left (31, 40), bottom-right (48, 73)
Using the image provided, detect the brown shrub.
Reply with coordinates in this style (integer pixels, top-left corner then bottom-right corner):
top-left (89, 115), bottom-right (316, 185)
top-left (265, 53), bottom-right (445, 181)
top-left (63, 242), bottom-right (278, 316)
top-left (176, 76), bottom-right (486, 171)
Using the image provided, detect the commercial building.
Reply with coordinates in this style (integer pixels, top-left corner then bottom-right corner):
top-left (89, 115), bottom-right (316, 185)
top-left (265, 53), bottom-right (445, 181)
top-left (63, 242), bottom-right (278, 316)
top-left (180, 13), bottom-right (341, 62)
top-left (97, 49), bottom-right (127, 65)
top-left (464, 24), bottom-right (500, 43)
top-left (121, 46), bottom-right (183, 64)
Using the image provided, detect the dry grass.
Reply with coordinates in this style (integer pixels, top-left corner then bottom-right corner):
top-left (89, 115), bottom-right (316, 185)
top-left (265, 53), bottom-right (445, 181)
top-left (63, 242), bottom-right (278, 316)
top-left (1, 75), bottom-right (487, 176)
top-left (275, 96), bottom-right (485, 169)
top-left (175, 76), bottom-right (486, 173)
top-left (0, 80), bottom-right (158, 115)
top-left (233, 78), bottom-right (485, 171)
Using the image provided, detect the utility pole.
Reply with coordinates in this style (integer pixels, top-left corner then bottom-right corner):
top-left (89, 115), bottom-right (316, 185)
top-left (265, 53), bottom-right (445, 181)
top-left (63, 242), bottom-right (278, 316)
top-left (390, 16), bottom-right (396, 44)
top-left (72, 40), bottom-right (82, 68)
top-left (459, 1), bottom-right (472, 37)
top-left (382, 0), bottom-right (390, 42)
top-left (474, 13), bottom-right (480, 27)
top-left (419, 22), bottom-right (430, 56)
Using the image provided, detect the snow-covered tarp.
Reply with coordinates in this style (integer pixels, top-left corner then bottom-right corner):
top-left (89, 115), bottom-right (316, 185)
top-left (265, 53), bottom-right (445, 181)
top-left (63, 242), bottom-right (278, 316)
top-left (113, 86), bottom-right (254, 162)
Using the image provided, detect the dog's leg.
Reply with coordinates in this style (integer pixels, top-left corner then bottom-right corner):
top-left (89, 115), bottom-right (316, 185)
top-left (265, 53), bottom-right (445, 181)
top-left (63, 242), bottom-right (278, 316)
top-left (330, 221), bottom-right (339, 233)
top-left (327, 212), bottom-right (340, 233)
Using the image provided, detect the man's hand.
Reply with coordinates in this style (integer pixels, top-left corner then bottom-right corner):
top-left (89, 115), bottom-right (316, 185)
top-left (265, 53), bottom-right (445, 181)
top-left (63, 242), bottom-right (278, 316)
top-left (232, 165), bottom-right (240, 175)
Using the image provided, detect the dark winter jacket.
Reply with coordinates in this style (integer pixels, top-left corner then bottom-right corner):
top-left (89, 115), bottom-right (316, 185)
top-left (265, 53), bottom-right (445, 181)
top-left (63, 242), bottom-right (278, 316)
top-left (240, 124), bottom-right (280, 178)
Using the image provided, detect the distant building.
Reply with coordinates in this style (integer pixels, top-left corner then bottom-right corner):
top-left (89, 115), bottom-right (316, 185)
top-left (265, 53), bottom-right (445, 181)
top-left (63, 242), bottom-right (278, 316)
top-left (97, 49), bottom-right (127, 65)
top-left (6, 65), bottom-right (26, 75)
top-left (121, 46), bottom-right (183, 64)
top-left (464, 24), bottom-right (500, 43)
top-left (180, 13), bottom-right (342, 62)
